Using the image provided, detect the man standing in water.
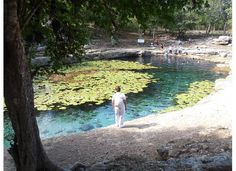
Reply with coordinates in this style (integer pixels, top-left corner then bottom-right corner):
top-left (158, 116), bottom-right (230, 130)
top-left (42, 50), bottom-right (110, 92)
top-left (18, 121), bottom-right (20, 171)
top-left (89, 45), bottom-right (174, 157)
top-left (112, 86), bottom-right (127, 128)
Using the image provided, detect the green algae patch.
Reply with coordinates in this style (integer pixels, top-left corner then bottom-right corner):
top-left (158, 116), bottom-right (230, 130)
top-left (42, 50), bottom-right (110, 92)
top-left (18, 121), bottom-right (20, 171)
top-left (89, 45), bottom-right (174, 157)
top-left (161, 80), bottom-right (214, 113)
top-left (34, 60), bottom-right (158, 111)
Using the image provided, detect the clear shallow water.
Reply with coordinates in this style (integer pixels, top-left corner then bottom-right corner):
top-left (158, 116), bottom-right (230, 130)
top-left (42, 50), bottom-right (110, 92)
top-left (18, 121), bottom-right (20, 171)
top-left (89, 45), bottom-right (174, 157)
top-left (4, 55), bottom-right (227, 146)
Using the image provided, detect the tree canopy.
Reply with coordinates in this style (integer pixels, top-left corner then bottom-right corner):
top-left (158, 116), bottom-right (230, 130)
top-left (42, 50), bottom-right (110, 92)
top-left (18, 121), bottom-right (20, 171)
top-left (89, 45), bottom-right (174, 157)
top-left (21, 0), bottom-right (232, 74)
top-left (22, 0), bottom-right (211, 73)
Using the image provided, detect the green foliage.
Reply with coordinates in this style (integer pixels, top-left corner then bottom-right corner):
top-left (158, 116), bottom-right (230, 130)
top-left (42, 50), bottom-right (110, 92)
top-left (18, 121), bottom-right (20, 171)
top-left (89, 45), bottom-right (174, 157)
top-left (21, 0), bottom-right (214, 73)
top-left (225, 6), bottom-right (232, 28)
top-left (195, 0), bottom-right (232, 31)
top-left (34, 60), bottom-right (158, 111)
top-left (161, 80), bottom-right (214, 113)
top-left (164, 7), bottom-right (198, 37)
top-left (22, 0), bottom-right (89, 72)
top-left (138, 0), bottom-right (232, 36)
top-left (46, 1), bottom-right (88, 67)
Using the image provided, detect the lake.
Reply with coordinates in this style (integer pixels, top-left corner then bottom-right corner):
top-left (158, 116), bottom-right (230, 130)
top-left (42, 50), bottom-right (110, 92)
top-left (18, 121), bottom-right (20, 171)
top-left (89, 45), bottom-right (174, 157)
top-left (4, 54), bottom-right (227, 147)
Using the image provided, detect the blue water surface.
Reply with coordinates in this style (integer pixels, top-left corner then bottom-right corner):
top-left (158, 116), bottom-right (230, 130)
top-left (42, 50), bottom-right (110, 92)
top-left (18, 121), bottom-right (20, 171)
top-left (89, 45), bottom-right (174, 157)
top-left (4, 55), bottom-right (227, 147)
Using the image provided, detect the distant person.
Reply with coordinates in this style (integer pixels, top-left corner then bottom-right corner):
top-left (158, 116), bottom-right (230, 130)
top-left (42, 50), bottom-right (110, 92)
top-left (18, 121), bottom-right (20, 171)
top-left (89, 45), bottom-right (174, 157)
top-left (160, 43), bottom-right (164, 49)
top-left (112, 86), bottom-right (127, 128)
top-left (154, 38), bottom-right (164, 49)
top-left (188, 38), bottom-right (193, 44)
top-left (168, 46), bottom-right (173, 54)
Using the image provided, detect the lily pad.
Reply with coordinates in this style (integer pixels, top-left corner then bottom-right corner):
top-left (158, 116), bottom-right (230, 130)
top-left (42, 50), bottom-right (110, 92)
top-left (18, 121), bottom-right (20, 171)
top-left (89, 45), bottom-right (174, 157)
top-left (161, 80), bottom-right (214, 113)
top-left (34, 60), bottom-right (158, 111)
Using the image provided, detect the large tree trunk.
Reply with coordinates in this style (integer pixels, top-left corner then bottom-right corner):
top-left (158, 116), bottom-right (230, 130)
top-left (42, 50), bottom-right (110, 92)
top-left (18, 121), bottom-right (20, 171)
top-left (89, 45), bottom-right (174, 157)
top-left (4, 0), bottom-right (64, 170)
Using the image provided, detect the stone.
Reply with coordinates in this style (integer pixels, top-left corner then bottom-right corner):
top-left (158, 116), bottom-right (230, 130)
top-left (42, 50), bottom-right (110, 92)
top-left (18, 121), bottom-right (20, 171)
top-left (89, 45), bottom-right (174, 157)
top-left (157, 146), bottom-right (170, 161)
top-left (89, 161), bottom-right (124, 171)
top-left (67, 130), bottom-right (76, 134)
top-left (218, 36), bottom-right (231, 42)
top-left (179, 157), bottom-right (201, 169)
top-left (213, 36), bottom-right (232, 45)
top-left (42, 130), bottom-right (49, 134)
top-left (71, 152), bottom-right (232, 171)
top-left (71, 162), bottom-right (88, 171)
top-left (201, 144), bottom-right (209, 150)
top-left (32, 56), bottom-right (50, 66)
top-left (80, 124), bottom-right (95, 131)
top-left (201, 152), bottom-right (232, 170)
top-left (168, 149), bottom-right (181, 158)
top-left (96, 123), bottom-right (103, 128)
top-left (190, 148), bottom-right (199, 153)
top-left (219, 52), bottom-right (228, 58)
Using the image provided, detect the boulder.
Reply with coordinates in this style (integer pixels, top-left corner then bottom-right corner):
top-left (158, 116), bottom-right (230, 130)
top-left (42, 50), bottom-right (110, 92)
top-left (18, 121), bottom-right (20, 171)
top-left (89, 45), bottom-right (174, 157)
top-left (32, 56), bottom-right (50, 66)
top-left (213, 36), bottom-right (232, 45)
top-left (219, 52), bottom-right (228, 58)
top-left (218, 36), bottom-right (231, 42)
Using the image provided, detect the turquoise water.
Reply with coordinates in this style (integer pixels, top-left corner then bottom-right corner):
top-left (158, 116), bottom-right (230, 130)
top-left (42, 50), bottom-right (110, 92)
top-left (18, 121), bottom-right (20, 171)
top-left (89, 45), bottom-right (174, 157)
top-left (4, 55), bottom-right (226, 147)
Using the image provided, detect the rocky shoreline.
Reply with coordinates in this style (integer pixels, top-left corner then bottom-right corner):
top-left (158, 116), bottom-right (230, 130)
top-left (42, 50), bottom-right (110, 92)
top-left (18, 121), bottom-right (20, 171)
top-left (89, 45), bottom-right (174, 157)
top-left (32, 36), bottom-right (231, 66)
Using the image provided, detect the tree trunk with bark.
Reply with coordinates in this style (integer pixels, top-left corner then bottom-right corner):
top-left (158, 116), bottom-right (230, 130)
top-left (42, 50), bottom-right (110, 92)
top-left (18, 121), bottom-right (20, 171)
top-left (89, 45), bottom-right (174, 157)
top-left (4, 0), bottom-right (64, 170)
top-left (223, 22), bottom-right (227, 35)
top-left (206, 23), bottom-right (211, 36)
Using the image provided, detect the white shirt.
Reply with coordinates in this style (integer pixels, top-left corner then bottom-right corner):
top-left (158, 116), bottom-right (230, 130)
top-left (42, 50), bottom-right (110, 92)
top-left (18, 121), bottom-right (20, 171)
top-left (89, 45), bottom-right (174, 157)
top-left (112, 92), bottom-right (126, 108)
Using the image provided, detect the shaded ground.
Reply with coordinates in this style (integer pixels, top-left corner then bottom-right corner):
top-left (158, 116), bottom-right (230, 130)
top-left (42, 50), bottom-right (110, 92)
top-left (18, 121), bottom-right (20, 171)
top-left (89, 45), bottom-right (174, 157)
top-left (4, 32), bottom-right (232, 170)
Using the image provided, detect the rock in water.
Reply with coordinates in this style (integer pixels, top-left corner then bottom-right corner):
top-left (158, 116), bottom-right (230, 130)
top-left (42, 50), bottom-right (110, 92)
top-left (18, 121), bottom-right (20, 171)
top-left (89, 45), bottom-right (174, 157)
top-left (80, 124), bottom-right (95, 131)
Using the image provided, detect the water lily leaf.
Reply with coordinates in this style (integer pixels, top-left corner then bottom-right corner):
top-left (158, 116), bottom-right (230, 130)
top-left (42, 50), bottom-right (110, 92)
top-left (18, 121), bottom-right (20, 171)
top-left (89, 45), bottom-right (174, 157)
top-left (34, 60), bottom-right (158, 111)
top-left (161, 80), bottom-right (214, 113)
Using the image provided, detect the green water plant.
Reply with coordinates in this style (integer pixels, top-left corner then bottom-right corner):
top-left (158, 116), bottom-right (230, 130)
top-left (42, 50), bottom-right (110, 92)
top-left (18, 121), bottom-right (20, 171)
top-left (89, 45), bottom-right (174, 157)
top-left (34, 60), bottom-right (158, 111)
top-left (161, 80), bottom-right (214, 113)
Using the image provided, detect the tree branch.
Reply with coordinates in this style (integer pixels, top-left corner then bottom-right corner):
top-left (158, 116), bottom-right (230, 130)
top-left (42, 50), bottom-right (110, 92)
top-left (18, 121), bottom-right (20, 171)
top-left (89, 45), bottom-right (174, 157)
top-left (101, 0), bottom-right (119, 34)
top-left (21, 0), bottom-right (43, 31)
top-left (17, 0), bottom-right (26, 26)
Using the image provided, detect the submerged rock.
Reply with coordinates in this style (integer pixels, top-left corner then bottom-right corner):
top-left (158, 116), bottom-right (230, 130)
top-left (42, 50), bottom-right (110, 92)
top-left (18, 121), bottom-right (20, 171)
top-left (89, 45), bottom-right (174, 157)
top-left (42, 130), bottom-right (49, 134)
top-left (95, 123), bottom-right (103, 128)
top-left (66, 130), bottom-right (76, 134)
top-left (80, 124), bottom-right (95, 131)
